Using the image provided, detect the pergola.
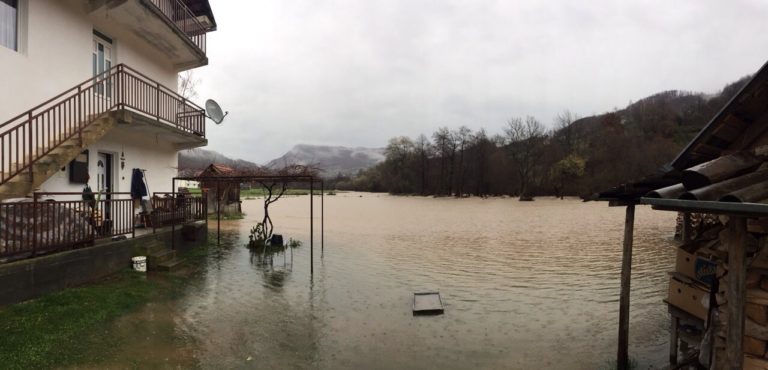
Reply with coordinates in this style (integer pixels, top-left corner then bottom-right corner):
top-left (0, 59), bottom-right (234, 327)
top-left (171, 174), bottom-right (325, 275)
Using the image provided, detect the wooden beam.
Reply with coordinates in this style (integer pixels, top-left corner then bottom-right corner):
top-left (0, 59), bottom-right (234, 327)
top-left (617, 204), bottom-right (636, 370)
top-left (727, 216), bottom-right (747, 369)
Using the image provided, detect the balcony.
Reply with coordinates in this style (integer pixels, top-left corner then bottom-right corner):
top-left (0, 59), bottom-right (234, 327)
top-left (0, 64), bottom-right (206, 198)
top-left (85, 0), bottom-right (215, 69)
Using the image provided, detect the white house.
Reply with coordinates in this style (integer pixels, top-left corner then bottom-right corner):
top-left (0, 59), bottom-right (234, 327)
top-left (0, 0), bottom-right (216, 200)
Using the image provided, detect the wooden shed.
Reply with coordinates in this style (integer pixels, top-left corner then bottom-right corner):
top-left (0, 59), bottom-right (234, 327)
top-left (597, 59), bottom-right (768, 369)
top-left (198, 164), bottom-right (242, 216)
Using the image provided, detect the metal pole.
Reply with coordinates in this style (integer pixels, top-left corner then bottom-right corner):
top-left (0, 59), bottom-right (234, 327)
top-left (310, 178), bottom-right (314, 276)
top-left (171, 178), bottom-right (176, 250)
top-left (217, 181), bottom-right (221, 245)
top-left (321, 180), bottom-right (324, 255)
top-left (617, 203), bottom-right (635, 370)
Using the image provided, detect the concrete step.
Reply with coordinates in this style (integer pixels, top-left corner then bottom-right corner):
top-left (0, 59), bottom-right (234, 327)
top-left (156, 257), bottom-right (186, 272)
top-left (148, 249), bottom-right (176, 269)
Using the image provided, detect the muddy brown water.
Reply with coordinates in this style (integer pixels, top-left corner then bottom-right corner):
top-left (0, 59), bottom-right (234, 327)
top-left (88, 193), bottom-right (678, 369)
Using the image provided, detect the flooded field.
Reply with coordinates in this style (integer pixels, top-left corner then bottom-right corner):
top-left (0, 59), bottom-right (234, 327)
top-left (94, 193), bottom-right (677, 369)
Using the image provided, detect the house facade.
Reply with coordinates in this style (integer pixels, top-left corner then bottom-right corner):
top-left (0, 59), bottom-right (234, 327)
top-left (0, 0), bottom-right (215, 199)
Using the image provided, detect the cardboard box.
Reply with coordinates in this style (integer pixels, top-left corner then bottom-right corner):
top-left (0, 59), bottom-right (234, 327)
top-left (675, 246), bottom-right (717, 285)
top-left (668, 274), bottom-right (710, 320)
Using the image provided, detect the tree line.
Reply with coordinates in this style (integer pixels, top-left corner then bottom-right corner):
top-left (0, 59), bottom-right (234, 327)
top-left (333, 76), bottom-right (751, 199)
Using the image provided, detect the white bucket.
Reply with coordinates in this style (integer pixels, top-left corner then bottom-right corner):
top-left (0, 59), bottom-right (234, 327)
top-left (132, 256), bottom-right (147, 272)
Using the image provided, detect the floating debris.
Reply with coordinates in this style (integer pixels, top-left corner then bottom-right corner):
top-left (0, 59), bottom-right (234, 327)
top-left (413, 292), bottom-right (444, 315)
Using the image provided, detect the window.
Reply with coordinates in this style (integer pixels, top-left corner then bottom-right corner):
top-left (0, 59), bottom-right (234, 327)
top-left (0, 0), bottom-right (17, 51)
top-left (93, 32), bottom-right (113, 97)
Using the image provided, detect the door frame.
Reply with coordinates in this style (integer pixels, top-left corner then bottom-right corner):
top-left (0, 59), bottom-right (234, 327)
top-left (92, 30), bottom-right (114, 98)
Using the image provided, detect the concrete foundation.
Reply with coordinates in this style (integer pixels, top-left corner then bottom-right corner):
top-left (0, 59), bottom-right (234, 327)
top-left (0, 221), bottom-right (207, 306)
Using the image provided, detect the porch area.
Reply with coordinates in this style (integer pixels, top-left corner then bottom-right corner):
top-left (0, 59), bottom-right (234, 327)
top-left (0, 191), bottom-right (207, 264)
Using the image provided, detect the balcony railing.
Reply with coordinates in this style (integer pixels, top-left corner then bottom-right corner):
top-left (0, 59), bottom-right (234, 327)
top-left (149, 0), bottom-right (208, 54)
top-left (0, 64), bottom-right (205, 187)
top-left (0, 192), bottom-right (207, 262)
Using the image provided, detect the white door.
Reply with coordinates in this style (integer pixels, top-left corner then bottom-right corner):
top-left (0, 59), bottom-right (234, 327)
top-left (93, 34), bottom-right (113, 98)
top-left (96, 153), bottom-right (109, 193)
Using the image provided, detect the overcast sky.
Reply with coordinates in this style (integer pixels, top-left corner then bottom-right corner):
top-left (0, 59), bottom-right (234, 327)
top-left (195, 0), bottom-right (768, 164)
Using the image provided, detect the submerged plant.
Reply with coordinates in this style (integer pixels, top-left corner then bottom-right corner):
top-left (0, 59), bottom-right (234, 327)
top-left (247, 222), bottom-right (268, 248)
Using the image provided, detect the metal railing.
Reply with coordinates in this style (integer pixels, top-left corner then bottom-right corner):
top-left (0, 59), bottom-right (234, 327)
top-left (149, 0), bottom-right (208, 53)
top-left (151, 192), bottom-right (207, 231)
top-left (0, 192), bottom-right (135, 260)
top-left (0, 64), bottom-right (205, 187)
top-left (0, 192), bottom-right (207, 262)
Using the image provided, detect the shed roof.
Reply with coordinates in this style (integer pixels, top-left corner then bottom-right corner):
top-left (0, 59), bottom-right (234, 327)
top-left (200, 163), bottom-right (237, 176)
top-left (671, 59), bottom-right (768, 171)
top-left (596, 58), bottom-right (768, 211)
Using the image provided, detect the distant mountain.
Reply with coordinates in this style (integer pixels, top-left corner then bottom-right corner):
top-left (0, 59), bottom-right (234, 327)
top-left (266, 144), bottom-right (385, 177)
top-left (178, 148), bottom-right (261, 175)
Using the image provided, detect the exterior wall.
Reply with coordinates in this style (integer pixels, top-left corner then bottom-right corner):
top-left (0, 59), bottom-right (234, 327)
top-left (0, 0), bottom-right (179, 125)
top-left (39, 126), bottom-right (179, 195)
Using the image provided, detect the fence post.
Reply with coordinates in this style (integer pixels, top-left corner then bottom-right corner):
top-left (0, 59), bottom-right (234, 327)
top-left (27, 111), bottom-right (33, 183)
top-left (32, 193), bottom-right (38, 256)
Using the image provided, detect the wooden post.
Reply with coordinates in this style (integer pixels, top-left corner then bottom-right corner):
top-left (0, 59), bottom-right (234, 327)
top-left (669, 316), bottom-right (679, 365)
top-left (727, 216), bottom-right (747, 369)
top-left (617, 204), bottom-right (636, 370)
top-left (682, 212), bottom-right (693, 242)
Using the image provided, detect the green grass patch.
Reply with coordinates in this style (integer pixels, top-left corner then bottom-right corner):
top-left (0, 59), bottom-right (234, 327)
top-left (186, 187), bottom-right (338, 198)
top-left (0, 271), bottom-right (160, 369)
top-left (208, 213), bottom-right (245, 220)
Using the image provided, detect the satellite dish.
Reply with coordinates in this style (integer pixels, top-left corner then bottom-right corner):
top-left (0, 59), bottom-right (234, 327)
top-left (205, 99), bottom-right (228, 124)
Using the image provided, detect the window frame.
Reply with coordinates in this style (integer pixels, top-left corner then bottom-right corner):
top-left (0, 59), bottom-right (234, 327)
top-left (0, 0), bottom-right (18, 51)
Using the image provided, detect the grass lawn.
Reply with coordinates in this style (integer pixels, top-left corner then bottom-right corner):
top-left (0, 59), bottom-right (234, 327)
top-left (0, 271), bottom-right (163, 369)
top-left (0, 234), bottom-right (217, 370)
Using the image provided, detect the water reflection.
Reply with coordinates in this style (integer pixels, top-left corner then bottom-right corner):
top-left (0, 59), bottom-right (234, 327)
top-left (248, 244), bottom-right (295, 291)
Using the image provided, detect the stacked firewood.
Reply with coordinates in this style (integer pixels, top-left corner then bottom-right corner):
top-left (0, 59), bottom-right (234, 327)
top-left (701, 218), bottom-right (768, 369)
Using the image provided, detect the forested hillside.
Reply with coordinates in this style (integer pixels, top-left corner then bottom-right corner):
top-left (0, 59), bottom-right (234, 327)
top-left (336, 76), bottom-right (751, 198)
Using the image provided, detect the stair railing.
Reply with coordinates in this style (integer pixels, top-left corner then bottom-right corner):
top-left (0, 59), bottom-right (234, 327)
top-left (0, 64), bottom-right (205, 187)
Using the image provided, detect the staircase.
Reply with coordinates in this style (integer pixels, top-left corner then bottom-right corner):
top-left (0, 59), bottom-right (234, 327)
top-left (0, 113), bottom-right (117, 200)
top-left (0, 64), bottom-right (206, 201)
top-left (144, 240), bottom-right (187, 273)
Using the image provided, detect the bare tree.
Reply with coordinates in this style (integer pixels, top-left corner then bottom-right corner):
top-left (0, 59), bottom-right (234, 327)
top-left (453, 126), bottom-right (473, 197)
top-left (414, 134), bottom-right (431, 195)
top-left (504, 116), bottom-right (545, 200)
top-left (178, 70), bottom-right (199, 100)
